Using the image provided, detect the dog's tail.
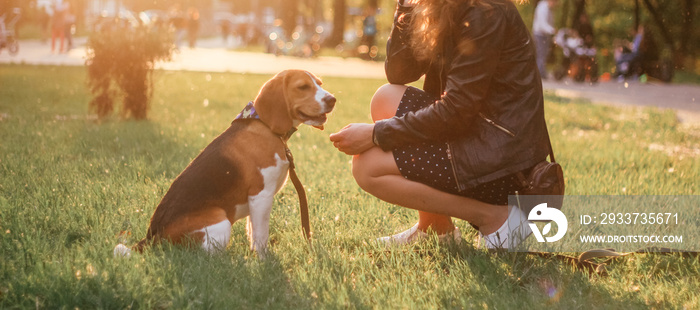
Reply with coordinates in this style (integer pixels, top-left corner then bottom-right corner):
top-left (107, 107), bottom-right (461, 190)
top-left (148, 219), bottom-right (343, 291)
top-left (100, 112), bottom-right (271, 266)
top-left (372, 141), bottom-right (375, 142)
top-left (113, 238), bottom-right (151, 258)
top-left (113, 244), bottom-right (132, 257)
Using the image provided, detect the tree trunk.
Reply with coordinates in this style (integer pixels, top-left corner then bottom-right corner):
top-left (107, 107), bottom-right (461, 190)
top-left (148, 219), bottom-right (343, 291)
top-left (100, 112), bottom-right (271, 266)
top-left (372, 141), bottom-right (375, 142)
top-left (326, 0), bottom-right (346, 47)
top-left (281, 0), bottom-right (299, 37)
top-left (368, 0), bottom-right (379, 10)
top-left (558, 0), bottom-right (570, 28)
top-left (571, 0), bottom-right (585, 30)
top-left (680, 0), bottom-right (693, 64)
top-left (641, 0), bottom-right (677, 63)
top-left (634, 0), bottom-right (640, 31)
top-left (310, 0), bottom-right (324, 25)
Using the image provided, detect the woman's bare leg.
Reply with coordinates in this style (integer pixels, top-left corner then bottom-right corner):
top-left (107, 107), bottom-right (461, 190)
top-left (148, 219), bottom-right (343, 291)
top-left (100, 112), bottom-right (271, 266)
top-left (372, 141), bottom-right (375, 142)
top-left (354, 84), bottom-right (509, 235)
top-left (353, 147), bottom-right (508, 234)
top-left (365, 84), bottom-right (456, 234)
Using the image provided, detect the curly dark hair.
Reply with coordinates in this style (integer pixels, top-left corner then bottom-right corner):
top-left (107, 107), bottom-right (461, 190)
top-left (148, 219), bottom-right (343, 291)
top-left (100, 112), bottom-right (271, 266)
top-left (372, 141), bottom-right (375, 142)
top-left (408, 0), bottom-right (524, 61)
top-left (409, 0), bottom-right (478, 61)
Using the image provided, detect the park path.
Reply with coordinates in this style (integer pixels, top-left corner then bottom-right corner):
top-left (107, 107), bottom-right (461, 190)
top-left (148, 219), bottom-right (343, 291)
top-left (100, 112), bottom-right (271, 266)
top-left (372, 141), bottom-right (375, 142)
top-left (0, 37), bottom-right (386, 79)
top-left (2, 37), bottom-right (699, 123)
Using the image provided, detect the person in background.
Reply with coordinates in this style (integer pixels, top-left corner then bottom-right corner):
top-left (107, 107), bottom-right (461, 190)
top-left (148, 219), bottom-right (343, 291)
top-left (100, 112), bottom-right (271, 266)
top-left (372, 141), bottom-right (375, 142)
top-left (614, 25), bottom-right (649, 81)
top-left (63, 2), bottom-right (75, 52)
top-left (220, 18), bottom-right (231, 45)
top-left (187, 7), bottom-right (200, 48)
top-left (39, 4), bottom-right (51, 44)
top-left (50, 0), bottom-right (66, 53)
top-left (575, 12), bottom-right (594, 49)
top-left (329, 0), bottom-right (552, 249)
top-left (532, 0), bottom-right (557, 79)
top-left (359, 5), bottom-right (378, 59)
top-left (169, 5), bottom-right (186, 49)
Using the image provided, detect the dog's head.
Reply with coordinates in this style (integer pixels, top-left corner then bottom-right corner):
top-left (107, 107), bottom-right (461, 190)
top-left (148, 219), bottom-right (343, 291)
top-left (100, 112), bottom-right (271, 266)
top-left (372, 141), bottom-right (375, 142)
top-left (253, 70), bottom-right (336, 136)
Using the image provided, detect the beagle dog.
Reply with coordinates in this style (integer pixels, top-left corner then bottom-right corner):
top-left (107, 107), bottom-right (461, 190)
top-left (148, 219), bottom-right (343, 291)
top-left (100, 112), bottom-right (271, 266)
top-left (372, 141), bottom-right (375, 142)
top-left (114, 70), bottom-right (335, 256)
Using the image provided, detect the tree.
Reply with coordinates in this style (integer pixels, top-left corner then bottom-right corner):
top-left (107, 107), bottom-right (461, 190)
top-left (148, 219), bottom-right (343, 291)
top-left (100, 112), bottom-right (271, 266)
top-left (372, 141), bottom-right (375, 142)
top-left (86, 21), bottom-right (174, 120)
top-left (325, 0), bottom-right (346, 47)
top-left (281, 0), bottom-right (299, 36)
top-left (638, 0), bottom-right (697, 68)
top-left (680, 0), bottom-right (694, 68)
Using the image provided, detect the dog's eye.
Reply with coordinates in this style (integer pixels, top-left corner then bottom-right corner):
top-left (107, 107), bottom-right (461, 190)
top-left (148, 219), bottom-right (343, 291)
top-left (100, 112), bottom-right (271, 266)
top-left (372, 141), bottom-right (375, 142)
top-left (298, 84), bottom-right (311, 91)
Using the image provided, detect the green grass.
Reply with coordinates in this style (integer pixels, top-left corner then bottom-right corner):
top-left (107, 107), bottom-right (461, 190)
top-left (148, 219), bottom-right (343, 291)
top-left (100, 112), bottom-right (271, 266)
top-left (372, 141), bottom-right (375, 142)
top-left (1, 65), bottom-right (699, 309)
top-left (674, 69), bottom-right (700, 85)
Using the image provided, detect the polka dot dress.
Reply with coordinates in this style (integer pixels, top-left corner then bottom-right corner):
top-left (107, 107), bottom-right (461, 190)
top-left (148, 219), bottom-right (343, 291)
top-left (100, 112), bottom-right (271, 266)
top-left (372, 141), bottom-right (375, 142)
top-left (392, 86), bottom-right (528, 206)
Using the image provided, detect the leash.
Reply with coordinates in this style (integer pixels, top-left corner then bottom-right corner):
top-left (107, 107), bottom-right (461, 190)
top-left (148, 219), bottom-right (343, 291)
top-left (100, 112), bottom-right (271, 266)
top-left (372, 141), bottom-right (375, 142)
top-left (283, 143), bottom-right (312, 241)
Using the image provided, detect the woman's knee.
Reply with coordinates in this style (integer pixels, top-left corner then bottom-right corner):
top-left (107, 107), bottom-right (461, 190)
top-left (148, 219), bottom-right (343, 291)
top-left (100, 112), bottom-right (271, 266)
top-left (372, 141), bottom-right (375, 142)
top-left (351, 148), bottom-right (400, 192)
top-left (370, 84), bottom-right (407, 122)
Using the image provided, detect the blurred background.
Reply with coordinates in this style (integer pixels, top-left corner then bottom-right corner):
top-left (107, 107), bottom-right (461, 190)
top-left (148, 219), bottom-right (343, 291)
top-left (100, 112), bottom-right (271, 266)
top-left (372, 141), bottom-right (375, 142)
top-left (0, 0), bottom-right (698, 81)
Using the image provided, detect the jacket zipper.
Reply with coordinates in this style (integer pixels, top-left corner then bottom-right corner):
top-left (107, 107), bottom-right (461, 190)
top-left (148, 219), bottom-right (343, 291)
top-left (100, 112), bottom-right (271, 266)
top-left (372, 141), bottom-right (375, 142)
top-left (479, 113), bottom-right (516, 137)
top-left (445, 143), bottom-right (462, 191)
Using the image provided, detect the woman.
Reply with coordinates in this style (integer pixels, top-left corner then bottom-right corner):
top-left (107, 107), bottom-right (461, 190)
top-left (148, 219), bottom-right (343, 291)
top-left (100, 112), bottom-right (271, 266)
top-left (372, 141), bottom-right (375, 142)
top-left (329, 0), bottom-right (552, 249)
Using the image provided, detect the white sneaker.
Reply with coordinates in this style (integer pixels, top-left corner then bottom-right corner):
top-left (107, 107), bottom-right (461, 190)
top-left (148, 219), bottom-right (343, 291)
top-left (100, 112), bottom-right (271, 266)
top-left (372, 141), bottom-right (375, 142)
top-left (478, 206), bottom-right (532, 250)
top-left (377, 223), bottom-right (462, 246)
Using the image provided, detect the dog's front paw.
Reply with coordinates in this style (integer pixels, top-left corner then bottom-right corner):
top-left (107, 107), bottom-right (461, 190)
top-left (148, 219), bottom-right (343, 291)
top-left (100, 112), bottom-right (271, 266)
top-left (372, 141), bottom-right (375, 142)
top-left (250, 242), bottom-right (270, 259)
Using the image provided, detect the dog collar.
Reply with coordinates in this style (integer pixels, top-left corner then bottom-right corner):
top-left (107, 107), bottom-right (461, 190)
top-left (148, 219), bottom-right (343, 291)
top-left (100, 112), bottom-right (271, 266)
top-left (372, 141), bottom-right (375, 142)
top-left (234, 101), bottom-right (297, 140)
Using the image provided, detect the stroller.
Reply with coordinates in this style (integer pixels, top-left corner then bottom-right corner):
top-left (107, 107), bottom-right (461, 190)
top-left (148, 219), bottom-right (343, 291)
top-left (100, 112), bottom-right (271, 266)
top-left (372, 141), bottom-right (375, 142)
top-left (0, 8), bottom-right (21, 56)
top-left (553, 28), bottom-right (598, 83)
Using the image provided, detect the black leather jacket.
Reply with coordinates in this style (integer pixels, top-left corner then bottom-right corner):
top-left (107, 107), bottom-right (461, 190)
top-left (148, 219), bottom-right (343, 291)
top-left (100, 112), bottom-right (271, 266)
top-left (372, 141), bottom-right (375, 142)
top-left (373, 0), bottom-right (551, 190)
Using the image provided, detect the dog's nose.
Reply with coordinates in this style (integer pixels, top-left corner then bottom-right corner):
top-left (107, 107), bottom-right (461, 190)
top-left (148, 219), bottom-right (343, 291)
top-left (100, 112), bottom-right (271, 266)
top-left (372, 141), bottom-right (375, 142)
top-left (323, 95), bottom-right (336, 110)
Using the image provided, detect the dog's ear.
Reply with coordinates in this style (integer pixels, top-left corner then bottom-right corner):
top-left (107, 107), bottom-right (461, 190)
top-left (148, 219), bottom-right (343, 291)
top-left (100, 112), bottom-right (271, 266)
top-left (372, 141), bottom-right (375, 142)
top-left (254, 71), bottom-right (294, 136)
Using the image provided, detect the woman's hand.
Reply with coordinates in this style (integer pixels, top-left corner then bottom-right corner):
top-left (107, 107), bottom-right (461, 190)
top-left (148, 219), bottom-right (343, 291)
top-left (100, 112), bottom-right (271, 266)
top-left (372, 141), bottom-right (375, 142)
top-left (401, 0), bottom-right (420, 7)
top-left (329, 123), bottom-right (376, 155)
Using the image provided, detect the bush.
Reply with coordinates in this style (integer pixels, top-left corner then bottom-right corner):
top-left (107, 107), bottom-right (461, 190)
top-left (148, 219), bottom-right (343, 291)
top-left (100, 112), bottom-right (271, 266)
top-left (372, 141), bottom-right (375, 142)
top-left (85, 20), bottom-right (174, 120)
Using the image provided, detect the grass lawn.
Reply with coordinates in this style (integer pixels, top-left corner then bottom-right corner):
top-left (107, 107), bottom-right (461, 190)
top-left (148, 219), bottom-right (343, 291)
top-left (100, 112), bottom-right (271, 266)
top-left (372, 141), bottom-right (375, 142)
top-left (1, 65), bottom-right (698, 309)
